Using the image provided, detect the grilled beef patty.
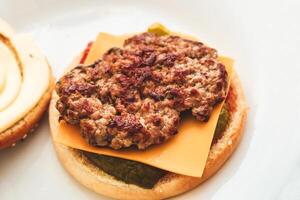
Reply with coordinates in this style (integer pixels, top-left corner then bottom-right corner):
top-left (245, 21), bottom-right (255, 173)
top-left (56, 32), bottom-right (228, 149)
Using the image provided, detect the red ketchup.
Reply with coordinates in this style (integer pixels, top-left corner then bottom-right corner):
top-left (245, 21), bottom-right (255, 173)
top-left (79, 42), bottom-right (93, 64)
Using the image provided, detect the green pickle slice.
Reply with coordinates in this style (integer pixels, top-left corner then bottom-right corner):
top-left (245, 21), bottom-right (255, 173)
top-left (147, 23), bottom-right (170, 36)
top-left (82, 151), bottom-right (167, 189)
top-left (213, 103), bottom-right (230, 141)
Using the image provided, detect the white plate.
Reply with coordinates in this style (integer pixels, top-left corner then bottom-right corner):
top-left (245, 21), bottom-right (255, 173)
top-left (1, 0), bottom-right (300, 199)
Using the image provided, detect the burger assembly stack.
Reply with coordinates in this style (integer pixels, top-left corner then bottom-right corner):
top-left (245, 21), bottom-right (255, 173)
top-left (0, 18), bottom-right (247, 200)
top-left (0, 19), bottom-right (53, 149)
top-left (49, 23), bottom-right (247, 199)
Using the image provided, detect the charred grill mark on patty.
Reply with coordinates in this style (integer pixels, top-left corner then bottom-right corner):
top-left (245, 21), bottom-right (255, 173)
top-left (56, 32), bottom-right (228, 149)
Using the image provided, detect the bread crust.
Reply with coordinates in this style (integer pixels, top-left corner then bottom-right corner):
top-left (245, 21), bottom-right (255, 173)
top-left (49, 54), bottom-right (247, 199)
top-left (0, 70), bottom-right (55, 149)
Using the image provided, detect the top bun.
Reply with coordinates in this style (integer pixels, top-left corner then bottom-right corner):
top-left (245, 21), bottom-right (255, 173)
top-left (0, 18), bottom-right (54, 149)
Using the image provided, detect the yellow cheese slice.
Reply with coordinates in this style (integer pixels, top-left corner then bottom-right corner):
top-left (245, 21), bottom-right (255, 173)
top-left (84, 33), bottom-right (128, 65)
top-left (53, 32), bottom-right (233, 177)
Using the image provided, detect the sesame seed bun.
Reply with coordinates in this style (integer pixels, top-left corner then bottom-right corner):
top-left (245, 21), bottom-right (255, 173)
top-left (49, 53), bottom-right (247, 199)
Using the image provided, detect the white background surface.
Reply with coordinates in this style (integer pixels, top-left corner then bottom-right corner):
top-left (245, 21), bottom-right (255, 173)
top-left (0, 0), bottom-right (300, 199)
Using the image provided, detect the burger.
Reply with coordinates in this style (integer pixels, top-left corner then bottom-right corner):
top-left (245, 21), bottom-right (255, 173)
top-left (49, 23), bottom-right (247, 199)
top-left (0, 18), bottom-right (54, 149)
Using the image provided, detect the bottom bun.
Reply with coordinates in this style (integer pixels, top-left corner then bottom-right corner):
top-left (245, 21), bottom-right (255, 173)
top-left (49, 57), bottom-right (247, 200)
top-left (0, 75), bottom-right (54, 149)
